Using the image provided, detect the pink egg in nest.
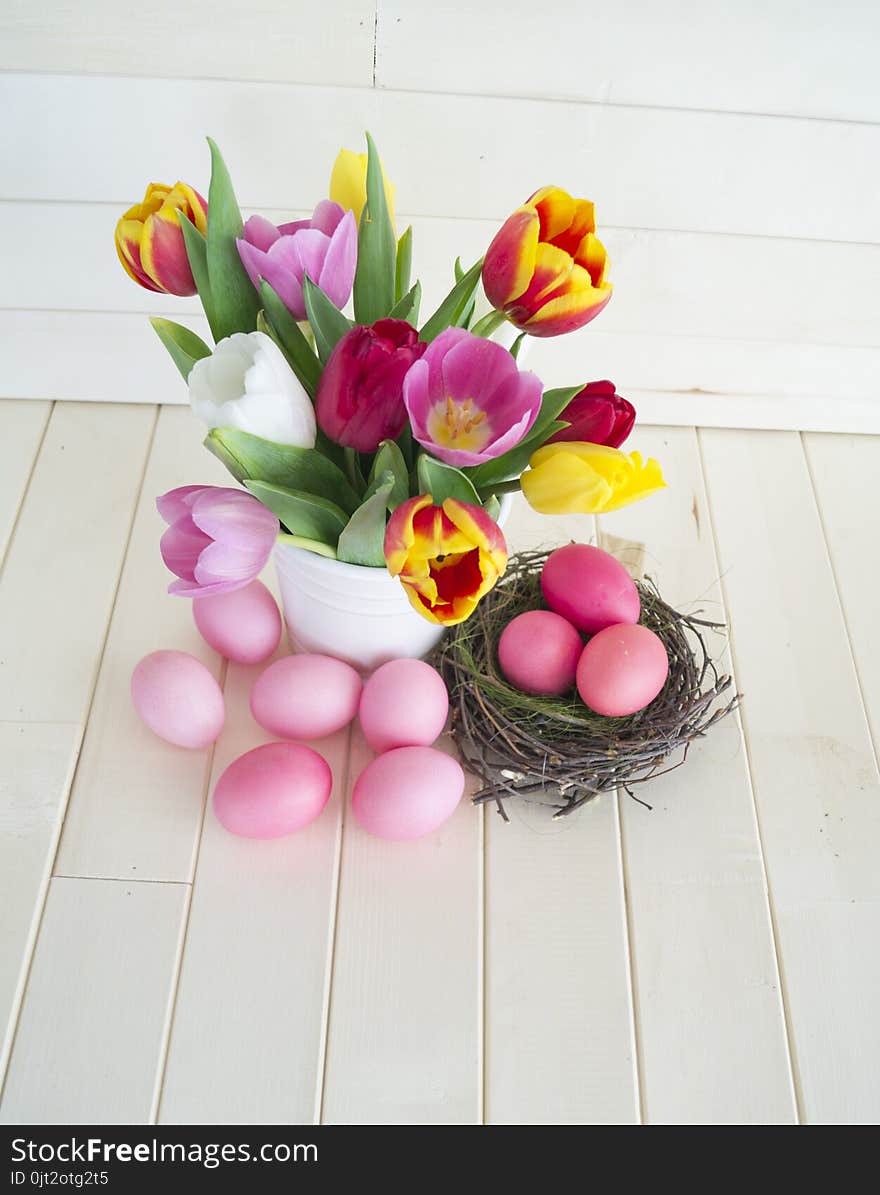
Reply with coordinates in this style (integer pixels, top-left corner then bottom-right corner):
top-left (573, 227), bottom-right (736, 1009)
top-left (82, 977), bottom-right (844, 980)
top-left (576, 623), bottom-right (669, 717)
top-left (193, 579), bottom-right (281, 664)
top-left (498, 610), bottom-right (582, 696)
top-left (131, 650), bottom-right (224, 749)
top-left (359, 658), bottom-right (449, 753)
top-left (542, 543), bottom-right (640, 634)
top-left (213, 741), bottom-right (333, 838)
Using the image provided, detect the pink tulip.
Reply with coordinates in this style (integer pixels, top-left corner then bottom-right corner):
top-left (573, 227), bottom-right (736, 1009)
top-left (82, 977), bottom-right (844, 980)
top-left (236, 200), bottom-right (357, 320)
top-left (316, 319), bottom-right (426, 452)
top-left (549, 380), bottom-right (636, 448)
top-left (157, 485), bottom-right (279, 598)
top-left (403, 328), bottom-right (543, 467)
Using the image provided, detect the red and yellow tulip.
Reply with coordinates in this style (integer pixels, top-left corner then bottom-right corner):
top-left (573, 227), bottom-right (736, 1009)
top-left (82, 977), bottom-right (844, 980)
top-left (482, 186), bottom-right (612, 337)
top-left (521, 442), bottom-right (665, 515)
top-left (115, 182), bottom-right (207, 295)
top-left (384, 495), bottom-right (508, 625)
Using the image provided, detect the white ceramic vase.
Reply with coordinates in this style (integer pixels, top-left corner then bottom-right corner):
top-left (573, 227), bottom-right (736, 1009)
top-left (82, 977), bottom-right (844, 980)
top-left (274, 495), bottom-right (514, 672)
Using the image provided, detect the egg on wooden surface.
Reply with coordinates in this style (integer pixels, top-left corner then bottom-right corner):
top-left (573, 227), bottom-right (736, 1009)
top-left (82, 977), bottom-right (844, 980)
top-left (576, 623), bottom-right (669, 717)
top-left (193, 579), bottom-right (281, 664)
top-left (352, 746), bottom-right (465, 841)
top-left (213, 741), bottom-right (332, 838)
top-left (131, 650), bottom-right (224, 749)
top-left (541, 543), bottom-right (640, 634)
top-left (497, 609), bottom-right (582, 696)
top-left (358, 658), bottom-right (449, 753)
top-left (250, 653), bottom-right (362, 740)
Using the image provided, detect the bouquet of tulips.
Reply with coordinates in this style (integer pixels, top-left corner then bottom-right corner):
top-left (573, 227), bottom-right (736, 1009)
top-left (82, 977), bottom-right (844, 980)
top-left (115, 135), bottom-right (664, 626)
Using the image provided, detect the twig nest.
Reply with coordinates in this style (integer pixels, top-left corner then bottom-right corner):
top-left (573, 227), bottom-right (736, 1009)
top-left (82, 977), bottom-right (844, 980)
top-left (432, 549), bottom-right (740, 820)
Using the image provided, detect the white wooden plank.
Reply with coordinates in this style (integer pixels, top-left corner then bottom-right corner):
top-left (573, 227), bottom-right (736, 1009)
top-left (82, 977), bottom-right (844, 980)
top-left (2, 74), bottom-right (876, 243)
top-left (7, 203), bottom-right (880, 351)
top-left (321, 726), bottom-right (482, 1125)
top-left (158, 640), bottom-right (348, 1125)
top-left (0, 402), bottom-right (156, 723)
top-left (0, 722), bottom-right (81, 1084)
top-left (55, 406), bottom-right (229, 883)
top-left (0, 399), bottom-right (49, 564)
top-left (481, 501), bottom-right (638, 1124)
top-left (803, 433), bottom-right (880, 754)
top-left (700, 427), bottom-right (880, 1123)
top-left (3, 312), bottom-right (877, 434)
top-left (0, 1), bottom-right (376, 86)
top-left (598, 426), bottom-right (797, 1124)
top-left (378, 1), bottom-right (880, 124)
top-left (0, 876), bottom-right (188, 1124)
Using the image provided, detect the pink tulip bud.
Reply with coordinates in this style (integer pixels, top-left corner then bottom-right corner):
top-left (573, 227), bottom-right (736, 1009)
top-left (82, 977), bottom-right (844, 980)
top-left (315, 319), bottom-right (426, 453)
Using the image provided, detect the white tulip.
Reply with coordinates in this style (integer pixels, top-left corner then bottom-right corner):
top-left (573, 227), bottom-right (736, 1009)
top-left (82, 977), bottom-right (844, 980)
top-left (188, 331), bottom-right (316, 448)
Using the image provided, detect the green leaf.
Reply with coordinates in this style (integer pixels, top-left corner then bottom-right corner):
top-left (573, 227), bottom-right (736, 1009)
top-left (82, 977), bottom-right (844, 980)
top-left (204, 429), bottom-right (360, 514)
top-left (388, 280), bottom-right (421, 325)
top-left (259, 280), bottom-right (322, 396)
top-left (205, 137), bottom-right (261, 339)
top-left (483, 495), bottom-right (502, 522)
top-left (416, 454), bottom-right (482, 506)
top-left (149, 318), bottom-right (211, 381)
top-left (336, 478), bottom-right (395, 567)
top-left (419, 258), bottom-right (484, 343)
top-left (395, 226), bottom-right (413, 302)
top-left (368, 440), bottom-right (410, 509)
top-left (276, 533), bottom-right (337, 559)
top-left (244, 481), bottom-right (348, 545)
top-left (452, 257), bottom-right (476, 329)
top-left (178, 215), bottom-right (218, 340)
top-left (353, 132), bottom-right (397, 324)
top-left (468, 385), bottom-right (582, 490)
top-left (303, 274), bottom-right (353, 364)
top-left (509, 332), bottom-right (527, 360)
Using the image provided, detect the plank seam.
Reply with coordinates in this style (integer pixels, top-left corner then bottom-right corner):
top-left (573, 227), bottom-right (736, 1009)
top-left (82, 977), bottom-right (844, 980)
top-left (0, 403), bottom-right (160, 1101)
top-left (151, 657), bottom-right (229, 1125)
top-left (613, 790), bottom-right (645, 1124)
top-left (695, 427), bottom-right (804, 1122)
top-left (0, 400), bottom-right (52, 581)
top-left (479, 801), bottom-right (486, 1125)
top-left (315, 724), bottom-right (355, 1126)
top-left (800, 432), bottom-right (880, 775)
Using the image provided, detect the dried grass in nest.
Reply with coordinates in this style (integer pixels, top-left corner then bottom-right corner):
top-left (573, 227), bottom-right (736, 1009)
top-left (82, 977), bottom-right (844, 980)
top-left (432, 548), bottom-right (741, 821)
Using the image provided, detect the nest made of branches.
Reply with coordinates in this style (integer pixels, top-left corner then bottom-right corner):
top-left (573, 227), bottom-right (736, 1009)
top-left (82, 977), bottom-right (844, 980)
top-left (432, 548), bottom-right (740, 820)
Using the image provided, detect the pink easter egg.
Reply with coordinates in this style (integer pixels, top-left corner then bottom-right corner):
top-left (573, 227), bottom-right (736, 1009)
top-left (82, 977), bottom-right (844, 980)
top-left (576, 623), bottom-right (669, 717)
top-left (213, 741), bottom-right (332, 838)
top-left (131, 650), bottom-right (224, 748)
top-left (358, 658), bottom-right (449, 753)
top-left (193, 579), bottom-right (281, 664)
top-left (498, 610), bottom-right (582, 696)
top-left (352, 746), bottom-right (465, 841)
top-left (250, 653), bottom-right (362, 740)
top-left (541, 543), bottom-right (640, 634)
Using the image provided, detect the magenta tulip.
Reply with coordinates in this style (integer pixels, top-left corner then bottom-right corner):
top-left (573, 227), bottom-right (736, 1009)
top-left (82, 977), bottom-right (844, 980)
top-left (157, 485), bottom-right (279, 598)
top-left (549, 380), bottom-right (636, 448)
top-left (403, 327), bottom-right (543, 467)
top-left (316, 319), bottom-right (426, 452)
top-left (236, 200), bottom-right (357, 320)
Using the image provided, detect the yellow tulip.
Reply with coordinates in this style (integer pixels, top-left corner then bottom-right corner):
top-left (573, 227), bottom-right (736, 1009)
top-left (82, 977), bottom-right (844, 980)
top-left (329, 147), bottom-right (396, 225)
top-left (521, 442), bottom-right (665, 515)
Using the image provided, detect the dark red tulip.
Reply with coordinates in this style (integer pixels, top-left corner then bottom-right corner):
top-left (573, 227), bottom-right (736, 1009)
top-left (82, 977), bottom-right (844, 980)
top-left (549, 380), bottom-right (635, 449)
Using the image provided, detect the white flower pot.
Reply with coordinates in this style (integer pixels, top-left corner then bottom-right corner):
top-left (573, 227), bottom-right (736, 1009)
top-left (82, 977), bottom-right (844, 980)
top-left (274, 495), bottom-right (513, 672)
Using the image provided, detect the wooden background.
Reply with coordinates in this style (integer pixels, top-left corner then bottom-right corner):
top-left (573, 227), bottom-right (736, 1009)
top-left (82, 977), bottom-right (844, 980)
top-left (1, 0), bottom-right (879, 430)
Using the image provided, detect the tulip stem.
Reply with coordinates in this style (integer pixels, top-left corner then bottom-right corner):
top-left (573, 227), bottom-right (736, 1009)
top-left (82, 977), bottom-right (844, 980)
top-left (470, 310), bottom-right (508, 339)
top-left (487, 479), bottom-right (522, 495)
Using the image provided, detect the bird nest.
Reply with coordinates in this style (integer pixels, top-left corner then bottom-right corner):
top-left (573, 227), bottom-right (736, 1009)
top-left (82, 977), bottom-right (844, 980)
top-left (432, 548), bottom-right (740, 820)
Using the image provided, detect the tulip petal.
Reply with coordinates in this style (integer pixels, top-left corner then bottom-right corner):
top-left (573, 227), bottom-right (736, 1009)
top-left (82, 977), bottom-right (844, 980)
top-left (242, 214), bottom-right (281, 252)
top-left (523, 285), bottom-right (612, 337)
top-left (528, 185), bottom-right (576, 241)
top-left (156, 484), bottom-right (208, 524)
top-left (310, 199), bottom-right (345, 236)
top-left (190, 488), bottom-right (278, 548)
top-left (482, 207), bottom-right (540, 308)
top-left (194, 536), bottom-right (273, 584)
top-left (317, 209), bottom-right (357, 309)
top-left (521, 452), bottom-right (612, 515)
top-left (160, 518), bottom-right (212, 582)
top-left (141, 210), bottom-right (197, 296)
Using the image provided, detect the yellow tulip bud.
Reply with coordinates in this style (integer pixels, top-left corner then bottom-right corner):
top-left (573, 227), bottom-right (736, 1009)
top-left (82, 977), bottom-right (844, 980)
top-left (329, 147), bottom-right (396, 226)
top-left (521, 442), bottom-right (665, 516)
